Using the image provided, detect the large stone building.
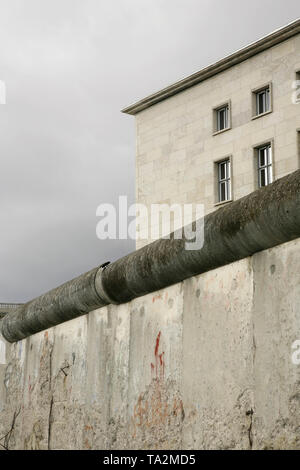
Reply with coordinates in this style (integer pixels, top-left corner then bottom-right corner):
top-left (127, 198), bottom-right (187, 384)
top-left (123, 19), bottom-right (300, 248)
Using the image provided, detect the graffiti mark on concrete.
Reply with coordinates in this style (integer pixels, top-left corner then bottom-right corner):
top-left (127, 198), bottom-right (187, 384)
top-left (152, 294), bottom-right (163, 303)
top-left (151, 331), bottom-right (165, 380)
top-left (131, 331), bottom-right (184, 442)
top-left (132, 388), bottom-right (184, 433)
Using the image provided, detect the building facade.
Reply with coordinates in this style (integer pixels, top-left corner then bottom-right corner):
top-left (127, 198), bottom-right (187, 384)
top-left (123, 19), bottom-right (300, 248)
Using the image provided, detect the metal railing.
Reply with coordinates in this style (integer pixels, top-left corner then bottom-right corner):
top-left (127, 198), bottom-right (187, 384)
top-left (0, 303), bottom-right (22, 309)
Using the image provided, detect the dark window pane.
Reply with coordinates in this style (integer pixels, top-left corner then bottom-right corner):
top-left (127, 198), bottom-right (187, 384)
top-left (259, 149), bottom-right (266, 167)
top-left (259, 168), bottom-right (266, 187)
top-left (256, 88), bottom-right (270, 115)
top-left (220, 182), bottom-right (226, 201)
top-left (258, 92), bottom-right (262, 113)
top-left (220, 109), bottom-right (226, 129)
top-left (219, 162), bottom-right (226, 180)
top-left (220, 110), bottom-right (225, 129)
top-left (217, 106), bottom-right (228, 131)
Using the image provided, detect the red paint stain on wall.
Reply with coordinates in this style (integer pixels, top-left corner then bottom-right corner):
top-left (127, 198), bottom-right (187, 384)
top-left (131, 392), bottom-right (184, 437)
top-left (154, 332), bottom-right (161, 356)
top-left (152, 294), bottom-right (163, 303)
top-left (131, 331), bottom-right (187, 438)
top-left (151, 332), bottom-right (165, 380)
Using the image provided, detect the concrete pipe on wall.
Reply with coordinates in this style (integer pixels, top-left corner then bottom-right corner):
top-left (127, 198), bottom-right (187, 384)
top-left (2, 169), bottom-right (300, 343)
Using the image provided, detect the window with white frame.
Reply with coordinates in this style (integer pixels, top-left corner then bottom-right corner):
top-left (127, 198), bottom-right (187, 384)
top-left (217, 159), bottom-right (231, 202)
top-left (215, 105), bottom-right (229, 132)
top-left (255, 86), bottom-right (270, 115)
top-left (257, 144), bottom-right (273, 187)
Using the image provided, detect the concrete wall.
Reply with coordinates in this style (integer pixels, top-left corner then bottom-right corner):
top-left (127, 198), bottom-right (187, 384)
top-left (135, 34), bottom-right (300, 248)
top-left (0, 238), bottom-right (299, 450)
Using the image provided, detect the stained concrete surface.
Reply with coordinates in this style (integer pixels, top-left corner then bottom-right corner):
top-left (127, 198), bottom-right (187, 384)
top-left (0, 238), bottom-right (299, 449)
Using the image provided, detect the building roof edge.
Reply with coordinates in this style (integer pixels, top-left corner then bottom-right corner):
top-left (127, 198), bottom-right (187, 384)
top-left (121, 18), bottom-right (300, 115)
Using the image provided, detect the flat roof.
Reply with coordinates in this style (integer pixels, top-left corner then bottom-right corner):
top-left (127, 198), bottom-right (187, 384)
top-left (122, 18), bottom-right (300, 115)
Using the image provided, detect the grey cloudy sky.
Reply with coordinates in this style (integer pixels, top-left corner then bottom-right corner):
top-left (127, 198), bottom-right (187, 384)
top-left (0, 0), bottom-right (299, 302)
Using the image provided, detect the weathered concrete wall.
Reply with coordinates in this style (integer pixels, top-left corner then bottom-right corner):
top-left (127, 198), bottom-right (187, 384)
top-left (0, 238), bottom-right (299, 450)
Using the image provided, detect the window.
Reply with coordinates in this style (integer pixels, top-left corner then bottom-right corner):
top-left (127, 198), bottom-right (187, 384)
top-left (213, 102), bottom-right (231, 134)
top-left (216, 106), bottom-right (229, 131)
top-left (253, 85), bottom-right (271, 117)
top-left (257, 144), bottom-right (273, 187)
top-left (217, 159), bottom-right (231, 202)
top-left (256, 88), bottom-right (270, 114)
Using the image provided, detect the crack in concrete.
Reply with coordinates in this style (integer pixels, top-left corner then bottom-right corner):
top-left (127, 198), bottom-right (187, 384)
top-left (60, 364), bottom-right (70, 377)
top-left (47, 337), bottom-right (54, 450)
top-left (47, 396), bottom-right (54, 450)
top-left (246, 408), bottom-right (254, 449)
top-left (0, 407), bottom-right (21, 450)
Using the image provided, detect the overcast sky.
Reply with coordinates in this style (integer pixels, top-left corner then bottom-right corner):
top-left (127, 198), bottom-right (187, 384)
top-left (0, 0), bottom-right (299, 302)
